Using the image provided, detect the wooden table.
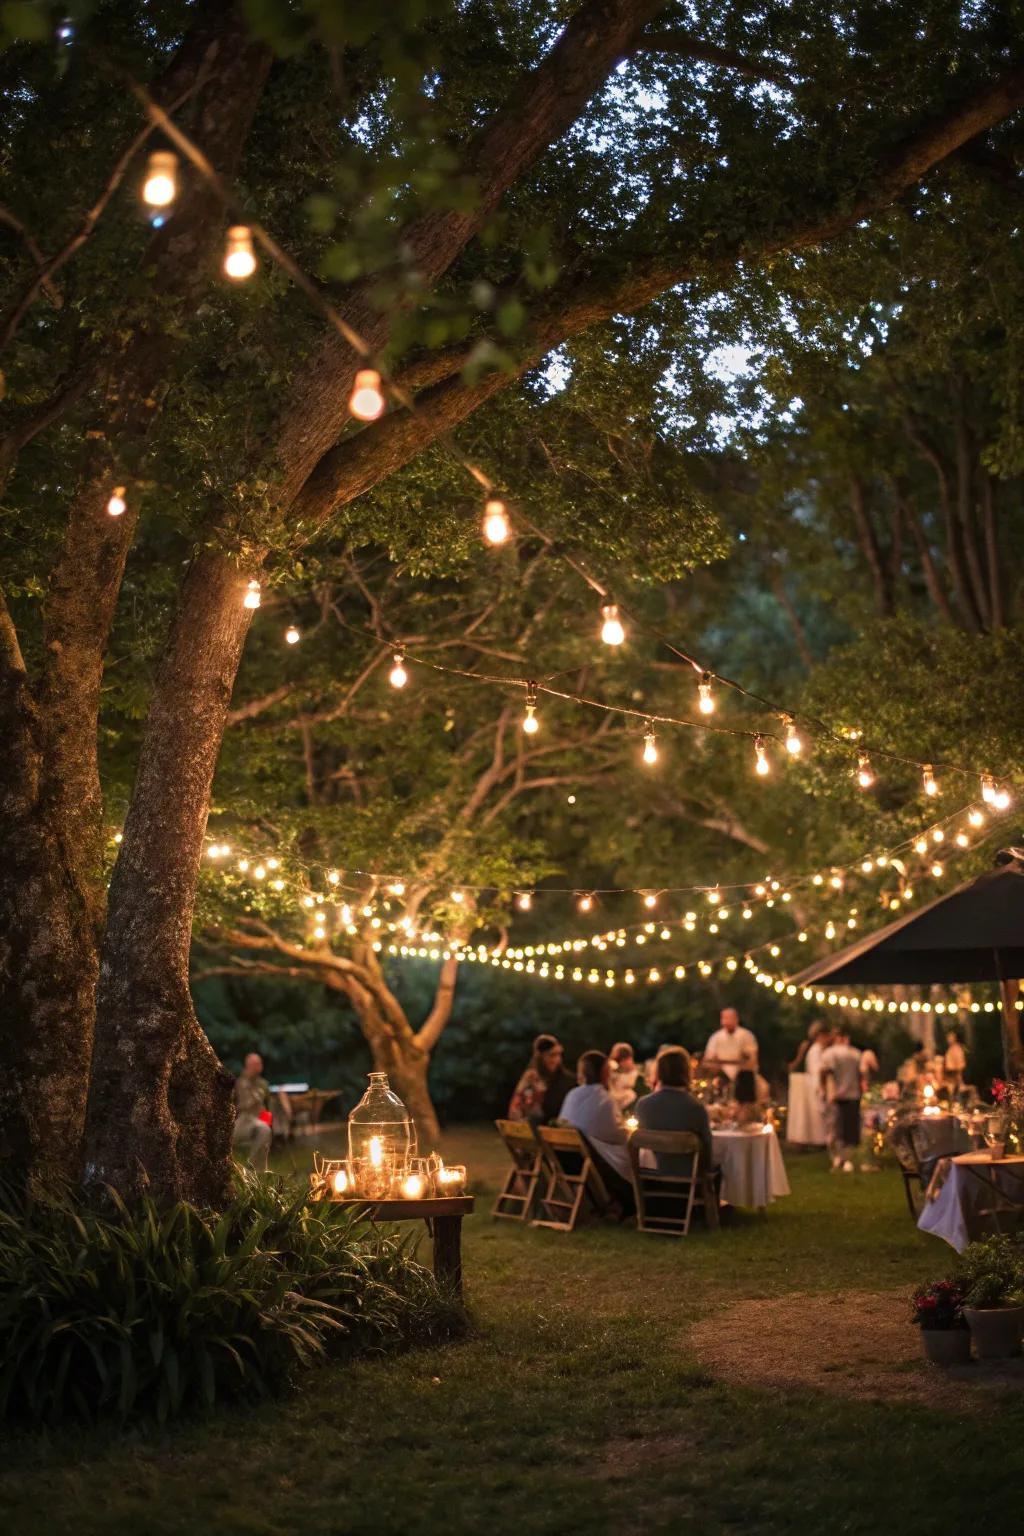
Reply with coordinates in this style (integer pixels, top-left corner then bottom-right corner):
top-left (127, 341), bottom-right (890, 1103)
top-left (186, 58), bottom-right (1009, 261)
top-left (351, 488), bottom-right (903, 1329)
top-left (336, 1196), bottom-right (475, 1295)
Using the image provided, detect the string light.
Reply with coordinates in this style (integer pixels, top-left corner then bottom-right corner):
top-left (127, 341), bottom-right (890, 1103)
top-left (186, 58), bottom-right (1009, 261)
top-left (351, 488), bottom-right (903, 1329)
top-left (642, 723), bottom-right (658, 765)
top-left (522, 683), bottom-right (539, 735)
top-left (142, 150), bottom-right (177, 208)
top-left (284, 625), bottom-right (300, 645)
top-left (643, 892), bottom-right (658, 909)
top-left (922, 764), bottom-right (938, 797)
top-left (106, 486), bottom-right (127, 517)
top-left (931, 861), bottom-right (944, 878)
top-left (516, 891), bottom-right (532, 911)
top-left (243, 579), bottom-right (261, 609)
top-left (754, 735), bottom-right (770, 776)
top-left (482, 498), bottom-right (510, 545)
top-left (348, 368), bottom-right (385, 421)
top-left (600, 603), bottom-right (626, 646)
top-left (577, 893), bottom-right (594, 912)
top-left (223, 225), bottom-right (257, 280)
top-left (856, 753), bottom-right (874, 789)
top-left (968, 807), bottom-right (985, 828)
top-left (783, 715), bottom-right (803, 756)
top-left (697, 672), bottom-right (715, 715)
top-left (994, 784), bottom-right (1012, 812)
top-left (389, 653), bottom-right (408, 689)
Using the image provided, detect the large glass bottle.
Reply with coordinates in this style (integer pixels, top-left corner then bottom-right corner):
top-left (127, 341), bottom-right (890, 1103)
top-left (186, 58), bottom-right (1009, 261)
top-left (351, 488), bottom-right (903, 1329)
top-left (348, 1072), bottom-right (414, 1196)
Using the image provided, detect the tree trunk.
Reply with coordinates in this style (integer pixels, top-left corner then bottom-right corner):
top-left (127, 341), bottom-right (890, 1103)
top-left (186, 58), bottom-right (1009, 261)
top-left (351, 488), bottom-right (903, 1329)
top-left (849, 475), bottom-right (893, 616)
top-left (82, 552), bottom-right (254, 1202)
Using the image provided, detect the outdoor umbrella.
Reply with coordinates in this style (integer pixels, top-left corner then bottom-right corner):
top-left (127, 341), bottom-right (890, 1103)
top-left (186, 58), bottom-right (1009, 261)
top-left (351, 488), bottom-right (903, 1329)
top-left (789, 849), bottom-right (1024, 1071)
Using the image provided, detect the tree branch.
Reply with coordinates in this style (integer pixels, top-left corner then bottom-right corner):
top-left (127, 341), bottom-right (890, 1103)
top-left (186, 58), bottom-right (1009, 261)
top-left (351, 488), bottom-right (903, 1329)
top-left (637, 27), bottom-right (793, 87)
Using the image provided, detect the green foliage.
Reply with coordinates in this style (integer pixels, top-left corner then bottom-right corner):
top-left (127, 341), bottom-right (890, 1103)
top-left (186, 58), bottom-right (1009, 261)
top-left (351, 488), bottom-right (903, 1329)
top-left (955, 1234), bottom-right (1024, 1310)
top-left (0, 1171), bottom-right (462, 1425)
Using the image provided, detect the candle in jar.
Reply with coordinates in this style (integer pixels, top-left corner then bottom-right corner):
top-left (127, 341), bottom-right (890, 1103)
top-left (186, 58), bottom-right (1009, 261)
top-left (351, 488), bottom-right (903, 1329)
top-left (402, 1172), bottom-right (425, 1199)
top-left (332, 1167), bottom-right (349, 1196)
top-left (369, 1135), bottom-right (383, 1167)
top-left (437, 1164), bottom-right (466, 1191)
top-left (625, 1116), bottom-right (639, 1132)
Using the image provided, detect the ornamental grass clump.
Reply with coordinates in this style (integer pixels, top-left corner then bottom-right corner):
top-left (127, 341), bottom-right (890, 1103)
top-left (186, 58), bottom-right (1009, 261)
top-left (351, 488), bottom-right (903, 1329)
top-left (0, 1172), bottom-right (463, 1426)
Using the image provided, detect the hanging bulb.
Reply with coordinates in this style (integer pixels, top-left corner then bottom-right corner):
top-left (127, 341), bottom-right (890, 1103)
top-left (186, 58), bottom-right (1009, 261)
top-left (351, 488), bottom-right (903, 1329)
top-left (707, 888), bottom-right (721, 905)
top-left (600, 603), bottom-right (625, 646)
top-left (223, 225), bottom-right (257, 280)
top-left (697, 672), bottom-right (715, 715)
top-left (516, 891), bottom-right (532, 912)
top-left (522, 683), bottom-right (539, 735)
top-left (643, 892), bottom-right (658, 909)
top-left (348, 368), bottom-right (385, 421)
top-left (389, 653), bottom-right (408, 689)
top-left (931, 861), bottom-right (944, 879)
top-left (142, 150), bottom-right (177, 208)
top-left (754, 735), bottom-right (770, 776)
top-left (955, 832), bottom-right (969, 848)
top-left (577, 893), bottom-right (594, 913)
top-left (451, 889), bottom-right (464, 904)
top-left (482, 498), bottom-right (510, 545)
top-left (856, 753), bottom-right (874, 789)
top-left (922, 764), bottom-right (938, 797)
top-left (285, 625), bottom-right (300, 645)
top-left (914, 838), bottom-right (928, 855)
top-left (968, 807), bottom-right (985, 828)
top-left (106, 485), bottom-right (127, 517)
top-left (932, 828), bottom-right (944, 843)
top-left (783, 715), bottom-right (803, 756)
top-left (994, 784), bottom-right (1012, 812)
top-left (982, 774), bottom-right (997, 806)
top-left (642, 723), bottom-right (658, 765)
top-left (243, 579), bottom-right (261, 609)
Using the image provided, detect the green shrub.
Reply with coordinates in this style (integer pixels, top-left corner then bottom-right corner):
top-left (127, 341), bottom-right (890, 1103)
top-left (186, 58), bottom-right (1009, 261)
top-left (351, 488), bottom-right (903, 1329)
top-left (954, 1235), bottom-right (1024, 1309)
top-left (0, 1173), bottom-right (463, 1426)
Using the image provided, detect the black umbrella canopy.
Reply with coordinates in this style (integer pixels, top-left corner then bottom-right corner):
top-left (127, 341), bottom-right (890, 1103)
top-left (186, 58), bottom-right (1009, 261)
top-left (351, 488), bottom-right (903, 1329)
top-left (789, 851), bottom-right (1024, 987)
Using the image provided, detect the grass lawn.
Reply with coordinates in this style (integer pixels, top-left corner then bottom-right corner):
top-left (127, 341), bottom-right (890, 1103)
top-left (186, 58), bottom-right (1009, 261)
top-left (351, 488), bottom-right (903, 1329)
top-left (2, 1127), bottom-right (1023, 1535)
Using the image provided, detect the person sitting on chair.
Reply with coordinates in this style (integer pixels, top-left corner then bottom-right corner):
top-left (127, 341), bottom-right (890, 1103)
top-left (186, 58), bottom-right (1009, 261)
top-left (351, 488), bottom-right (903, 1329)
top-left (608, 1041), bottom-right (640, 1111)
top-left (634, 1046), bottom-right (715, 1176)
top-left (508, 1033), bottom-right (575, 1124)
top-left (560, 1050), bottom-right (635, 1211)
top-left (232, 1051), bottom-right (272, 1172)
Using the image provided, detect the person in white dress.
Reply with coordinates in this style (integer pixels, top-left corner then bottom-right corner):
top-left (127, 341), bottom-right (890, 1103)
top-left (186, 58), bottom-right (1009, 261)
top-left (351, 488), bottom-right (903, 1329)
top-left (799, 1023), bottom-right (833, 1147)
top-left (787, 1021), bottom-right (831, 1147)
top-left (702, 1007), bottom-right (758, 1084)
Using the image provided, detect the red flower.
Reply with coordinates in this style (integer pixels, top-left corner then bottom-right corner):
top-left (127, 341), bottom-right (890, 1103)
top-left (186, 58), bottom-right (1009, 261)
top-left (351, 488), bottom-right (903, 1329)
top-left (992, 1078), bottom-right (1007, 1104)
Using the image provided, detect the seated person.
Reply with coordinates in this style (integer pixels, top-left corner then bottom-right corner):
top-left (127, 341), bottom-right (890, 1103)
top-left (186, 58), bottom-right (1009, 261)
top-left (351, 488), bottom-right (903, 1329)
top-left (508, 1034), bottom-right (576, 1124)
top-left (560, 1050), bottom-right (635, 1210)
top-left (608, 1041), bottom-right (640, 1111)
top-left (634, 1046), bottom-right (715, 1177)
top-left (232, 1051), bottom-right (272, 1172)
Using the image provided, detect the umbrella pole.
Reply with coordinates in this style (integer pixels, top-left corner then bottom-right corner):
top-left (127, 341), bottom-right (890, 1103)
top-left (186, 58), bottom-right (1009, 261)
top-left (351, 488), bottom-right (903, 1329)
top-left (999, 978), bottom-right (1023, 1078)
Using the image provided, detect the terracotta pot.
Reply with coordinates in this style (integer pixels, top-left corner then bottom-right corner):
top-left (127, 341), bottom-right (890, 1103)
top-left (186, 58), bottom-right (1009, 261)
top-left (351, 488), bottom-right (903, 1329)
top-left (963, 1305), bottom-right (1024, 1359)
top-left (920, 1327), bottom-right (972, 1366)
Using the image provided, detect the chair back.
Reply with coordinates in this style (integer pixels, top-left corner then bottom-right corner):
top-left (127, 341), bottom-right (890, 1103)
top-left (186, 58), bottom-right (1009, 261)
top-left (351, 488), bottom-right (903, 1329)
top-left (628, 1129), bottom-right (703, 1237)
top-left (532, 1125), bottom-right (610, 1231)
top-left (491, 1119), bottom-right (542, 1222)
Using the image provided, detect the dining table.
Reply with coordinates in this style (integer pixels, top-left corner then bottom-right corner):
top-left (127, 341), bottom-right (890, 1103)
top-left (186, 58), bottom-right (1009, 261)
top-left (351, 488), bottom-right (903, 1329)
top-left (917, 1151), bottom-right (1024, 1251)
top-left (712, 1124), bottom-right (791, 1210)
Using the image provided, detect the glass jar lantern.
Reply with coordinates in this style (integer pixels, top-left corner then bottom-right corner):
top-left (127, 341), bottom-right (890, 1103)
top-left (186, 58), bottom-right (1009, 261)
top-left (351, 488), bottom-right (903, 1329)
top-left (348, 1072), bottom-right (414, 1196)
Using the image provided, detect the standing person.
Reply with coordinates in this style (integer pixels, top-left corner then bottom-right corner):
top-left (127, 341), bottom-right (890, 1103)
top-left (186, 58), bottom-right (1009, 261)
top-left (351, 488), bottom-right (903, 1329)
top-left (560, 1051), bottom-right (635, 1210)
top-left (944, 1028), bottom-right (968, 1094)
top-left (702, 1007), bottom-right (758, 1084)
top-left (801, 1022), bottom-right (833, 1147)
top-left (787, 1021), bottom-right (830, 1148)
top-left (508, 1034), bottom-right (575, 1124)
top-left (608, 1041), bottom-right (640, 1112)
top-left (819, 1027), bottom-right (864, 1173)
top-left (232, 1052), bottom-right (272, 1173)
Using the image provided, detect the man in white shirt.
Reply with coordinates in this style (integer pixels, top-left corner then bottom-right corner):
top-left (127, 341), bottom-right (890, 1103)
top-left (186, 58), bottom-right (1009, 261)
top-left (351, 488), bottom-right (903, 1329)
top-left (820, 1027), bottom-right (864, 1172)
top-left (560, 1051), bottom-right (635, 1209)
top-left (702, 1007), bottom-right (758, 1083)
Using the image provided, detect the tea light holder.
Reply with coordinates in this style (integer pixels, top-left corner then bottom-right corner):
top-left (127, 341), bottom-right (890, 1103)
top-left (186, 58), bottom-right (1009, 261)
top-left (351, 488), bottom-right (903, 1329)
top-left (436, 1163), bottom-right (466, 1194)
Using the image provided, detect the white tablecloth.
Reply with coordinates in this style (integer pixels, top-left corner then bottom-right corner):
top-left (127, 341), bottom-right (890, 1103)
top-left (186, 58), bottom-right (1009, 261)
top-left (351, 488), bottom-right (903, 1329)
top-left (712, 1126), bottom-right (791, 1208)
top-left (918, 1153), bottom-right (1024, 1251)
top-left (786, 1073), bottom-right (827, 1145)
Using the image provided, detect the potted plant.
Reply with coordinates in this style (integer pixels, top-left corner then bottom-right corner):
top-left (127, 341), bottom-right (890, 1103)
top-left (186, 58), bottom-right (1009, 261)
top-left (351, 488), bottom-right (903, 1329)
top-left (911, 1279), bottom-right (971, 1365)
top-left (956, 1236), bottom-right (1024, 1359)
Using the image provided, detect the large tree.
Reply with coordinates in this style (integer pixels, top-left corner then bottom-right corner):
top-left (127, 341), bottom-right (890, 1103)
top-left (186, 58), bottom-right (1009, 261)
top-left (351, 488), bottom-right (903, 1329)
top-left (2, 0), bottom-right (1023, 1199)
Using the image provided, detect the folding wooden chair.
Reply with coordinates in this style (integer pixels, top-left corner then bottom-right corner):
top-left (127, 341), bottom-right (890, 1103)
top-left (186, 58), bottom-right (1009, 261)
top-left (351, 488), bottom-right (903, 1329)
top-left (628, 1129), bottom-right (718, 1237)
top-left (531, 1125), bottom-right (610, 1231)
top-left (491, 1119), bottom-right (543, 1222)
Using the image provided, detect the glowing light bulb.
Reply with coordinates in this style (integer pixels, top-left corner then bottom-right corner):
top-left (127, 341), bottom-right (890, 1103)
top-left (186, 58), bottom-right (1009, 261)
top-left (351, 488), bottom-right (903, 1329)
top-left (349, 368), bottom-right (385, 421)
top-left (861, 859), bottom-right (873, 874)
top-left (243, 579), bottom-right (261, 609)
top-left (106, 485), bottom-right (127, 517)
top-left (482, 498), bottom-right (510, 544)
top-left (578, 893), bottom-right (593, 913)
top-left (856, 753), bottom-right (874, 789)
top-left (600, 603), bottom-right (625, 646)
top-left (931, 861), bottom-right (944, 878)
top-left (327, 869), bottom-right (340, 885)
top-left (754, 736), bottom-right (770, 776)
top-left (914, 838), bottom-right (928, 855)
top-left (698, 672), bottom-right (715, 715)
top-left (955, 832), bottom-right (969, 848)
top-left (451, 889), bottom-right (464, 903)
top-left (982, 775), bottom-right (997, 806)
top-left (389, 653), bottom-right (408, 689)
top-left (142, 150), bottom-right (177, 208)
top-left (932, 828), bottom-right (944, 843)
top-left (830, 874), bottom-right (843, 890)
top-left (783, 716), bottom-right (803, 756)
top-left (643, 892), bottom-right (658, 909)
top-left (285, 625), bottom-right (300, 645)
top-left (707, 888), bottom-right (721, 905)
top-left (387, 882), bottom-right (405, 897)
top-left (994, 785), bottom-right (1012, 812)
top-left (516, 892), bottom-right (532, 911)
top-left (922, 764), bottom-right (938, 797)
top-left (253, 864), bottom-right (266, 880)
top-left (968, 808), bottom-right (984, 828)
top-left (223, 225), bottom-right (257, 280)
top-left (642, 724), bottom-right (658, 764)
top-left (522, 684), bottom-right (539, 734)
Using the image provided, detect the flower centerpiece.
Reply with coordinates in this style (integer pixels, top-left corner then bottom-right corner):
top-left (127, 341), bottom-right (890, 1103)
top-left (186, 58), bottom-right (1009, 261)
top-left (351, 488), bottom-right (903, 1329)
top-left (990, 1077), bottom-right (1024, 1154)
top-left (911, 1279), bottom-right (971, 1365)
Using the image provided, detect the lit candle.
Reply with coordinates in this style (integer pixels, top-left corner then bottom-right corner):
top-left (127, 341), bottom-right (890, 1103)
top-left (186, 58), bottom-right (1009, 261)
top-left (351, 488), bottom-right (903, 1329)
top-left (402, 1173), bottom-right (425, 1199)
top-left (625, 1116), bottom-right (639, 1132)
top-left (369, 1135), bottom-right (383, 1167)
top-left (332, 1167), bottom-right (349, 1196)
top-left (436, 1163), bottom-right (467, 1192)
